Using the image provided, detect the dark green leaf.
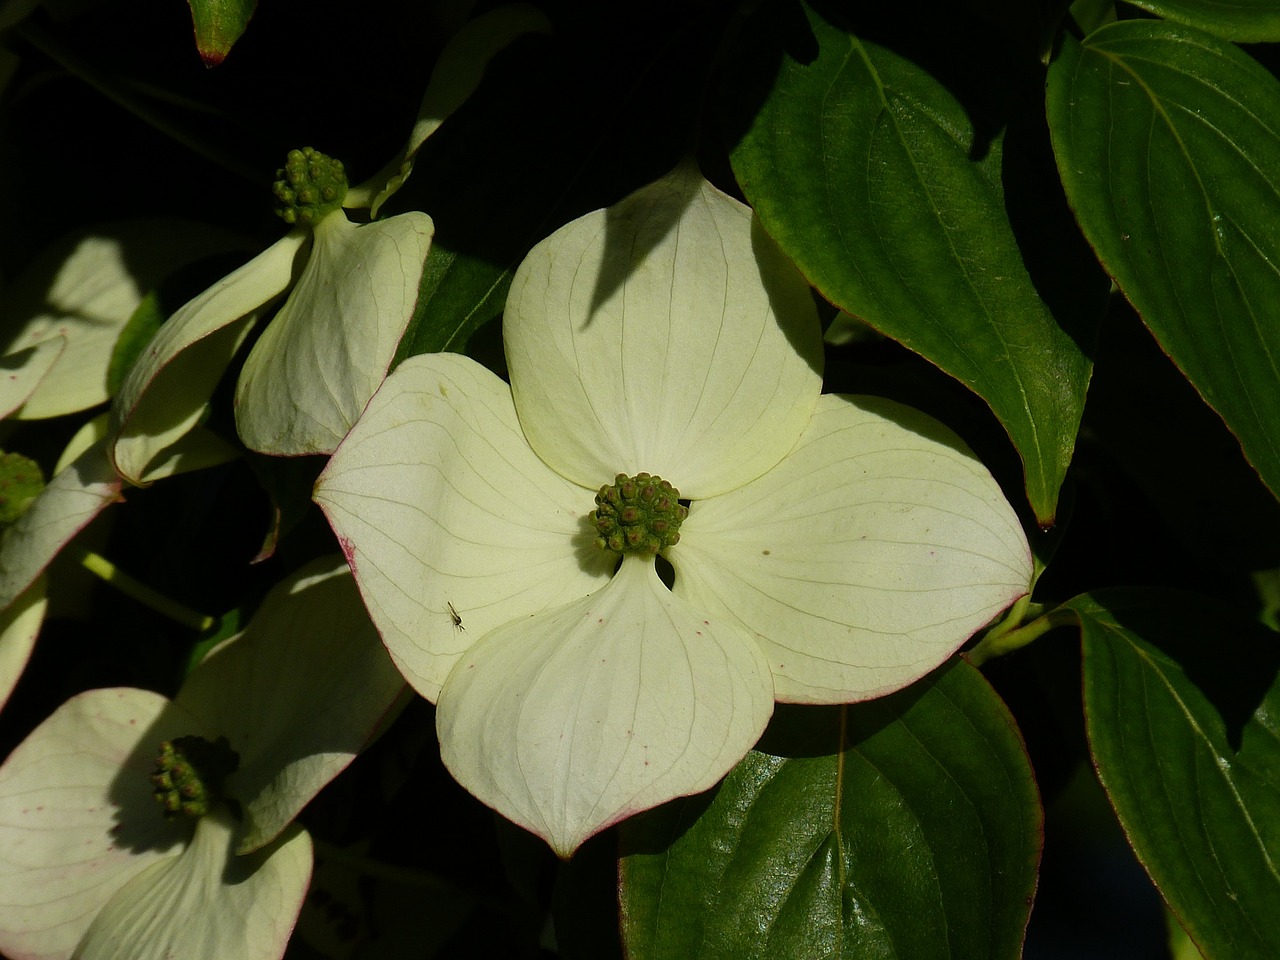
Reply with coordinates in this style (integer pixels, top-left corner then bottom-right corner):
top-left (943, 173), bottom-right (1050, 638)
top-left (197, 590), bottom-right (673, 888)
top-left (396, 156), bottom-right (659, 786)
top-left (392, 243), bottom-right (511, 361)
top-left (244, 452), bottom-right (327, 563)
top-left (723, 1), bottom-right (1096, 526)
top-left (1123, 0), bottom-right (1280, 42)
top-left (1070, 0), bottom-right (1120, 36)
top-left (186, 0), bottom-right (257, 66)
top-left (1069, 589), bottom-right (1280, 960)
top-left (1047, 21), bottom-right (1280, 502)
top-left (619, 659), bottom-right (1040, 960)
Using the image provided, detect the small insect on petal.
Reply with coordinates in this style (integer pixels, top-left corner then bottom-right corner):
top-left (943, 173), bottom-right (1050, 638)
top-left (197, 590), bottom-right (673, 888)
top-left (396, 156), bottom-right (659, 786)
top-left (447, 602), bottom-right (465, 631)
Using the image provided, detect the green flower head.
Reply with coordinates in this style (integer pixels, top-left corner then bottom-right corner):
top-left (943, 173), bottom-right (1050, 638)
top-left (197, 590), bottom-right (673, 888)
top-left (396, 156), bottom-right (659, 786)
top-left (272, 147), bottom-right (348, 226)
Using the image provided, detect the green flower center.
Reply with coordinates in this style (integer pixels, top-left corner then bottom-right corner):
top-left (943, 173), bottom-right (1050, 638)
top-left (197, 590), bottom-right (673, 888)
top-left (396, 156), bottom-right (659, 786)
top-left (590, 472), bottom-right (687, 556)
top-left (151, 735), bottom-right (240, 819)
top-left (0, 451), bottom-right (45, 527)
top-left (272, 147), bottom-right (348, 226)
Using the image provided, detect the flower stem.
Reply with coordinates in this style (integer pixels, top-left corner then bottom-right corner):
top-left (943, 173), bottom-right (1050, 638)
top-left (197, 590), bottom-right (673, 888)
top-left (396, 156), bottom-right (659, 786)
top-left (70, 545), bottom-right (215, 632)
top-left (966, 598), bottom-right (1075, 667)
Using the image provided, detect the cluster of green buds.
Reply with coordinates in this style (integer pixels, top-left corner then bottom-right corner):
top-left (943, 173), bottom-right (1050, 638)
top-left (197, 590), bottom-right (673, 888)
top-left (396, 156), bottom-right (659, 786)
top-left (272, 147), bottom-right (348, 226)
top-left (590, 472), bottom-right (687, 556)
top-left (151, 735), bottom-right (240, 819)
top-left (0, 451), bottom-right (44, 527)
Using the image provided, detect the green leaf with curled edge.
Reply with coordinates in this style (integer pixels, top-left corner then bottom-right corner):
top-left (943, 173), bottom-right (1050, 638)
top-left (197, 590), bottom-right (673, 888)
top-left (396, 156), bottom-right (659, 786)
top-left (1047, 21), bottom-right (1280, 503)
top-left (619, 659), bottom-right (1040, 960)
top-left (186, 0), bottom-right (257, 66)
top-left (1123, 0), bottom-right (1280, 42)
top-left (723, 1), bottom-right (1096, 526)
top-left (1070, 589), bottom-right (1280, 960)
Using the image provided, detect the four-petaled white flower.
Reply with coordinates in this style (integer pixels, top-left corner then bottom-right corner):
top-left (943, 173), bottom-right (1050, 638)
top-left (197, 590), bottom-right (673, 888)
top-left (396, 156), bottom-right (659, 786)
top-left (0, 558), bottom-right (404, 960)
top-left (314, 166), bottom-right (1033, 856)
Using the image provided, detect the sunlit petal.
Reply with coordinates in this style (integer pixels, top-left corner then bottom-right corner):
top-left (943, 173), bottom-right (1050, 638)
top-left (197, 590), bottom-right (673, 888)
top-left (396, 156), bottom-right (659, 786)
top-left (315, 352), bottom-right (612, 700)
top-left (135, 428), bottom-right (239, 485)
top-left (0, 577), bottom-right (46, 713)
top-left (0, 339), bottom-right (65, 420)
top-left (235, 211), bottom-right (433, 456)
top-left (0, 220), bottom-right (245, 419)
top-left (111, 231), bottom-right (306, 485)
top-left (0, 689), bottom-right (196, 960)
top-left (438, 555), bottom-right (773, 857)
top-left (505, 166), bottom-right (823, 497)
top-left (671, 394), bottom-right (1033, 703)
top-left (75, 811), bottom-right (311, 960)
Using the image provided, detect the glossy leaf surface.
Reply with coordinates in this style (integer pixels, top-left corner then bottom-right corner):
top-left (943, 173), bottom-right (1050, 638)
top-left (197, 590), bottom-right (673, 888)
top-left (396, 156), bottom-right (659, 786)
top-left (724, 1), bottom-right (1093, 524)
top-left (619, 659), bottom-right (1040, 960)
top-left (1047, 21), bottom-right (1280, 501)
top-left (1071, 590), bottom-right (1280, 960)
top-left (1123, 0), bottom-right (1280, 41)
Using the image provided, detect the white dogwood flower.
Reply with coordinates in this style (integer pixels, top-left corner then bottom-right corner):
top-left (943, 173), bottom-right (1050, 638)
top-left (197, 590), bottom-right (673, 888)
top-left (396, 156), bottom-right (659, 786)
top-left (0, 558), bottom-right (404, 959)
top-left (109, 6), bottom-right (551, 483)
top-left (314, 167), bottom-right (1033, 856)
top-left (110, 148), bottom-right (433, 481)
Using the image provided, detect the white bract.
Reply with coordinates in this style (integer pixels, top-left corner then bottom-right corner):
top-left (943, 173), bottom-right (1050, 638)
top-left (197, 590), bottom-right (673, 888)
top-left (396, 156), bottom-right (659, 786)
top-left (0, 220), bottom-right (245, 421)
top-left (109, 5), bottom-right (551, 484)
top-left (110, 205), bottom-right (433, 481)
top-left (314, 167), bottom-right (1034, 856)
top-left (0, 558), bottom-right (404, 959)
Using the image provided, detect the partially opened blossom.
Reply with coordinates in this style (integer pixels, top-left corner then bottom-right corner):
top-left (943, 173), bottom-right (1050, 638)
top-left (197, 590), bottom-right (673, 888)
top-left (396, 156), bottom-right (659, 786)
top-left (0, 557), bottom-right (405, 959)
top-left (314, 166), bottom-right (1034, 856)
top-left (109, 7), bottom-right (550, 483)
top-left (110, 150), bottom-right (433, 481)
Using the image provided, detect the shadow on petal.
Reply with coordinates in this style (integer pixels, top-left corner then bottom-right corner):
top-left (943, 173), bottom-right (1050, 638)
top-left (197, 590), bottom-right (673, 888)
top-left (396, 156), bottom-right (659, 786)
top-left (105, 698), bottom-right (216, 856)
top-left (590, 163), bottom-right (702, 319)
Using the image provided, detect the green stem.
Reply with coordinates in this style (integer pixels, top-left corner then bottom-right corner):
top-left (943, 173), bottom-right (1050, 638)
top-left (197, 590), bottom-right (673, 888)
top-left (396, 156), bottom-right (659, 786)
top-left (70, 545), bottom-right (215, 632)
top-left (966, 603), bottom-right (1076, 667)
